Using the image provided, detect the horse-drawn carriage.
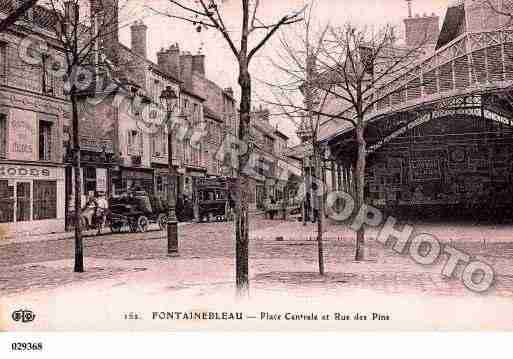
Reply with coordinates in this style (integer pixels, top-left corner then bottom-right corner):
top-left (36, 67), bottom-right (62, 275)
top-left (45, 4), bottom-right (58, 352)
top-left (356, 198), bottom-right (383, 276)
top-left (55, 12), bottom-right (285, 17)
top-left (195, 177), bottom-right (235, 222)
top-left (109, 192), bottom-right (168, 233)
top-left (68, 192), bottom-right (168, 234)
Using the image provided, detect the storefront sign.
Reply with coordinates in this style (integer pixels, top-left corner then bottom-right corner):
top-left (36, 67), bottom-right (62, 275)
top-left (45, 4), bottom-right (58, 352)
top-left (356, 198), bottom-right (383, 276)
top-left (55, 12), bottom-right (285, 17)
top-left (96, 168), bottom-right (107, 192)
top-left (122, 169), bottom-right (153, 180)
top-left (80, 137), bottom-right (114, 153)
top-left (368, 113), bottom-right (432, 154)
top-left (0, 165), bottom-right (63, 180)
top-left (0, 93), bottom-right (65, 114)
top-left (8, 109), bottom-right (36, 161)
top-left (410, 159), bottom-right (440, 181)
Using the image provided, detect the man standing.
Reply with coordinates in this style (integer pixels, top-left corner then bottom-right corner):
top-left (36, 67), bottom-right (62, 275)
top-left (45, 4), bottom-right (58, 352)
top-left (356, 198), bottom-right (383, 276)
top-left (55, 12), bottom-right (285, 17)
top-left (96, 191), bottom-right (109, 234)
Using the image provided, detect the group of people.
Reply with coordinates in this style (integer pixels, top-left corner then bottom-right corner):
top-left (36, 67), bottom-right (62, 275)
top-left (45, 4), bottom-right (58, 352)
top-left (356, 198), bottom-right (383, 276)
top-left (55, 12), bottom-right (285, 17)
top-left (82, 191), bottom-right (109, 232)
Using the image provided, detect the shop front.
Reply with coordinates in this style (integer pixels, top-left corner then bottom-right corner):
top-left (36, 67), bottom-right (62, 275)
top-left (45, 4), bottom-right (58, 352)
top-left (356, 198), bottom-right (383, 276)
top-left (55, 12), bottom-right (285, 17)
top-left (111, 167), bottom-right (154, 196)
top-left (328, 111), bottom-right (513, 220)
top-left (153, 165), bottom-right (177, 201)
top-left (0, 164), bottom-right (65, 235)
top-left (0, 89), bottom-right (67, 235)
top-left (184, 167), bottom-right (206, 201)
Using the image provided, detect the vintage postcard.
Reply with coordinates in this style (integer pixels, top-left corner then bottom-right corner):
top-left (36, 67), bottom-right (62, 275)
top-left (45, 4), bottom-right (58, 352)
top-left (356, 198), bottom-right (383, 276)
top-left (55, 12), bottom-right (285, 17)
top-left (1, 0), bottom-right (513, 337)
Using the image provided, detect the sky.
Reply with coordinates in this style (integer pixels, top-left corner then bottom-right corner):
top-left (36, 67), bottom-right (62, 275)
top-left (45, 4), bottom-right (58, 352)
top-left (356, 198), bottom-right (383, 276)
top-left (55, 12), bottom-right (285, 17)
top-left (117, 0), bottom-right (453, 144)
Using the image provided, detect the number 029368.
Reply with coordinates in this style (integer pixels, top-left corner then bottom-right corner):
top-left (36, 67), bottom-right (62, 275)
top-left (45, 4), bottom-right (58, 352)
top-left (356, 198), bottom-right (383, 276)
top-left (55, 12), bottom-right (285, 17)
top-left (11, 342), bottom-right (43, 351)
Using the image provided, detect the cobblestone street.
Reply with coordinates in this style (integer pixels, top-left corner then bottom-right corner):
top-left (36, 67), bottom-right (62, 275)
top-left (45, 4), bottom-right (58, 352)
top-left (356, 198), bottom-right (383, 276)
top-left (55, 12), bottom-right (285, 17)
top-left (1, 216), bottom-right (513, 298)
top-left (2, 216), bottom-right (513, 330)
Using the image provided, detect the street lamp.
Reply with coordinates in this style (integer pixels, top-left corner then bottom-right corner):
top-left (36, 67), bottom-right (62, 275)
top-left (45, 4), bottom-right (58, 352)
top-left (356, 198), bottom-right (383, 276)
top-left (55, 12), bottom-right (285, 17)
top-left (160, 86), bottom-right (179, 256)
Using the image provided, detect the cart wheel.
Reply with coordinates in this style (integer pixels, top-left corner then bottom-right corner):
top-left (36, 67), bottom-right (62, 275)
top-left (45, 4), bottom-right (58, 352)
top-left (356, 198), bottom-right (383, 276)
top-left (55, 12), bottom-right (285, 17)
top-left (157, 214), bottom-right (167, 230)
top-left (137, 216), bottom-right (149, 232)
top-left (110, 222), bottom-right (122, 233)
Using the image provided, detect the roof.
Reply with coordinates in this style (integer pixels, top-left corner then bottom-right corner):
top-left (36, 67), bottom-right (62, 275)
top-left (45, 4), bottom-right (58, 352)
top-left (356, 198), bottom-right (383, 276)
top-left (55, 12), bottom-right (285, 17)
top-left (181, 87), bottom-right (205, 101)
top-left (203, 105), bottom-right (222, 122)
top-left (436, 2), bottom-right (465, 49)
top-left (118, 43), bottom-right (182, 83)
top-left (274, 128), bottom-right (289, 140)
top-left (119, 43), bottom-right (206, 101)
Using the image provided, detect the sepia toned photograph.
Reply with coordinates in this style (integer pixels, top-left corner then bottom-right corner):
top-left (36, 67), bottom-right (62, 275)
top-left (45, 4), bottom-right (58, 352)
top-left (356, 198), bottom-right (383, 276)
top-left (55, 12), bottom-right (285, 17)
top-left (0, 0), bottom-right (513, 335)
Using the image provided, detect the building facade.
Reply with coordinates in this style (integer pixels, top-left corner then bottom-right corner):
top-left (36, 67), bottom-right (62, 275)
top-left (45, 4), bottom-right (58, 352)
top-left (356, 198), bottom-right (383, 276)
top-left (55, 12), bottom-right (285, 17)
top-left (320, 0), bottom-right (513, 220)
top-left (0, 3), bottom-right (69, 235)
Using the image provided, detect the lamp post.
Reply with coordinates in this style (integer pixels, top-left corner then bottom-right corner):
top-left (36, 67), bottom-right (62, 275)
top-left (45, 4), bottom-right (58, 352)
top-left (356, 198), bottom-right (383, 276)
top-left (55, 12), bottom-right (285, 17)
top-left (160, 86), bottom-right (179, 256)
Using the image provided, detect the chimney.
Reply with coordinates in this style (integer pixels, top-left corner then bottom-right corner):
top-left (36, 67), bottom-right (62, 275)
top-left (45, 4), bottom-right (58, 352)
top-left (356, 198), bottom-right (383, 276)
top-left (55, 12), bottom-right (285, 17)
top-left (192, 54), bottom-right (205, 76)
top-left (130, 20), bottom-right (147, 59)
top-left (14, 0), bottom-right (34, 21)
top-left (406, 0), bottom-right (412, 18)
top-left (157, 44), bottom-right (180, 79)
top-left (180, 52), bottom-right (193, 89)
top-left (404, 12), bottom-right (439, 47)
top-left (224, 87), bottom-right (234, 98)
top-left (64, 1), bottom-right (78, 25)
top-left (168, 44), bottom-right (180, 79)
top-left (91, 0), bottom-right (119, 63)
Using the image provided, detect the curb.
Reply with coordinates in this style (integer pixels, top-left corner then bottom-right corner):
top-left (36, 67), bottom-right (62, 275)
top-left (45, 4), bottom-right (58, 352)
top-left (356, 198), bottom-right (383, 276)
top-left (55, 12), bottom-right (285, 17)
top-left (0, 222), bottom-right (196, 246)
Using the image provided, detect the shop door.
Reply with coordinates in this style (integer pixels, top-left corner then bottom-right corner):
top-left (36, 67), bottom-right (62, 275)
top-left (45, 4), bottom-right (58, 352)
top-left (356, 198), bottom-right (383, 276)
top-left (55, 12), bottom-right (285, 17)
top-left (84, 167), bottom-right (97, 197)
top-left (16, 182), bottom-right (31, 222)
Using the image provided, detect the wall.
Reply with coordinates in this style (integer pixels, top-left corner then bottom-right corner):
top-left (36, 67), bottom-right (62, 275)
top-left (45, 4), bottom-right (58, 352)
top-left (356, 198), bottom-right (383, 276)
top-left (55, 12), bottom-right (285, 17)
top-left (404, 14), bottom-right (440, 47)
top-left (465, 0), bottom-right (511, 33)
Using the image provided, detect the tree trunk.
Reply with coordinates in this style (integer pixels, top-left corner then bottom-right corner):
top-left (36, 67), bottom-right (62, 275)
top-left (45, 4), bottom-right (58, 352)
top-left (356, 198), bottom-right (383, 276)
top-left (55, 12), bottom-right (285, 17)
top-left (235, 67), bottom-right (251, 296)
top-left (354, 123), bottom-right (366, 262)
top-left (71, 93), bottom-right (84, 272)
top-left (315, 149), bottom-right (325, 275)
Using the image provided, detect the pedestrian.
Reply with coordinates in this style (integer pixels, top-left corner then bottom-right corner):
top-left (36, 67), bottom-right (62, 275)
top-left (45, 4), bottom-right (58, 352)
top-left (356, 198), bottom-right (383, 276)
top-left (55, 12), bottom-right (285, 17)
top-left (269, 196), bottom-right (277, 220)
top-left (82, 193), bottom-right (98, 229)
top-left (96, 191), bottom-right (109, 234)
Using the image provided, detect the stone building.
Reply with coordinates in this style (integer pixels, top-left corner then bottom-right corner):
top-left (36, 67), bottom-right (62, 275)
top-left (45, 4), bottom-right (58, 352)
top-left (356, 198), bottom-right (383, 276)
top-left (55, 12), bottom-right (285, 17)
top-left (246, 106), bottom-right (299, 210)
top-left (0, 2), bottom-right (68, 235)
top-left (77, 0), bottom-right (210, 201)
top-left (189, 59), bottom-right (238, 177)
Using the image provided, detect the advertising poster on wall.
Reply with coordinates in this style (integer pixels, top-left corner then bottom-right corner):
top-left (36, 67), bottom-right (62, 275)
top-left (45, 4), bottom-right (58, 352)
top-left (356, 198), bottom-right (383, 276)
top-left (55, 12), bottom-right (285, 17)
top-left (8, 109), bottom-right (36, 161)
top-left (96, 168), bottom-right (107, 192)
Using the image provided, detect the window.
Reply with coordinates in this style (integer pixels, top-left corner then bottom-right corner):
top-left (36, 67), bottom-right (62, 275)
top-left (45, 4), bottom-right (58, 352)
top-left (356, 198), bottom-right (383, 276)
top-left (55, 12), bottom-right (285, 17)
top-left (84, 167), bottom-right (96, 195)
top-left (16, 182), bottom-right (31, 222)
top-left (33, 180), bottom-right (57, 220)
top-left (128, 130), bottom-right (142, 155)
top-left (0, 41), bottom-right (7, 83)
top-left (0, 114), bottom-right (6, 158)
top-left (41, 53), bottom-right (56, 96)
top-left (193, 103), bottom-right (199, 124)
top-left (152, 130), bottom-right (167, 157)
top-left (39, 120), bottom-right (52, 160)
top-left (156, 175), bottom-right (163, 193)
top-left (0, 180), bottom-right (14, 223)
top-left (184, 139), bottom-right (191, 164)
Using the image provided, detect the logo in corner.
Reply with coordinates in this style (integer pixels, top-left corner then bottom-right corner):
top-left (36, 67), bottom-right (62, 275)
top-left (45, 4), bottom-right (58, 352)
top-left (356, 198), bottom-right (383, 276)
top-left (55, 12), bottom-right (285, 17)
top-left (12, 309), bottom-right (36, 323)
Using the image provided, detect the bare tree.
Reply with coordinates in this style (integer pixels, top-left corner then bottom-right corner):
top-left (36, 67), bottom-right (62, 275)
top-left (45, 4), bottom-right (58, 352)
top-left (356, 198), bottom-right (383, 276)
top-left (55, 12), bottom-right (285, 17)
top-left (264, 22), bottom-right (428, 262)
top-left (260, 3), bottom-right (333, 275)
top-left (43, 0), bottom-right (132, 272)
top-left (151, 0), bottom-right (304, 295)
top-left (0, 0), bottom-right (39, 33)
